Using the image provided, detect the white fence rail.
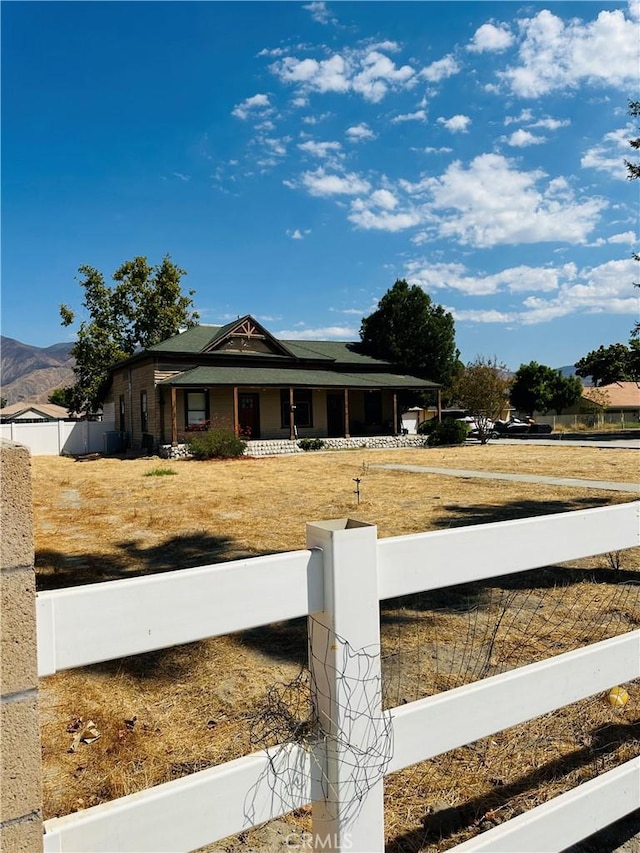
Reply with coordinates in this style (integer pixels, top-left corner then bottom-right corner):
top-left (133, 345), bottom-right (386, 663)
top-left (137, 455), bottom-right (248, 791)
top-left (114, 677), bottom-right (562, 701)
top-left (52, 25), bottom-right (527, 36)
top-left (0, 419), bottom-right (115, 456)
top-left (39, 502), bottom-right (640, 852)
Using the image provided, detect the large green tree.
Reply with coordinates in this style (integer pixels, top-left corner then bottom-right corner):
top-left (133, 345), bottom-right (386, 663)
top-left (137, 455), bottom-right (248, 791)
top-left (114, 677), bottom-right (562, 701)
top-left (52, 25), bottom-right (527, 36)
top-left (359, 279), bottom-right (460, 386)
top-left (575, 341), bottom-right (639, 387)
top-left (510, 361), bottom-right (582, 416)
top-left (61, 256), bottom-right (198, 414)
top-left (450, 356), bottom-right (512, 444)
top-left (48, 388), bottom-right (74, 410)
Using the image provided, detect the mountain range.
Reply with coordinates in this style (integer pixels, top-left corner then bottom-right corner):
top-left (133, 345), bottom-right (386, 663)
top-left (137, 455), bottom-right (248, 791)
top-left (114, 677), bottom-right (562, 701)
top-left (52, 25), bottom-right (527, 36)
top-left (0, 336), bottom-right (75, 404)
top-left (0, 333), bottom-right (586, 407)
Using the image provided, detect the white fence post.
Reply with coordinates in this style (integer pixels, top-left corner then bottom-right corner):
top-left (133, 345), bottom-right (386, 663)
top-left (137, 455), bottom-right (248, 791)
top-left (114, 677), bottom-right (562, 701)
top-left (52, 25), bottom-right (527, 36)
top-left (306, 519), bottom-right (387, 853)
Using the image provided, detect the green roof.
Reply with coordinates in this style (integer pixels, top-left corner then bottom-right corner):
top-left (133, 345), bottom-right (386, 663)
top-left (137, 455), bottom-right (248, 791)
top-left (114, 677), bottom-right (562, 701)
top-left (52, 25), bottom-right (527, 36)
top-left (159, 366), bottom-right (437, 390)
top-left (147, 324), bottom-right (392, 367)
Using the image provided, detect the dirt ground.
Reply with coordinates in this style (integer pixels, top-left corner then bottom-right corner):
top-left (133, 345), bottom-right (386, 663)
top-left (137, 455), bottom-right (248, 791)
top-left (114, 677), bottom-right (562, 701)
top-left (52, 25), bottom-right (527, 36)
top-left (33, 445), bottom-right (639, 851)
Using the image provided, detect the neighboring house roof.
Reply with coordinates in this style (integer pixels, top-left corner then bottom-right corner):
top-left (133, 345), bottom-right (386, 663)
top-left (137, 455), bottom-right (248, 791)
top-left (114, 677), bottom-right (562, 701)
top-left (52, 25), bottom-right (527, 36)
top-left (0, 402), bottom-right (70, 420)
top-left (159, 366), bottom-right (436, 389)
top-left (582, 382), bottom-right (640, 409)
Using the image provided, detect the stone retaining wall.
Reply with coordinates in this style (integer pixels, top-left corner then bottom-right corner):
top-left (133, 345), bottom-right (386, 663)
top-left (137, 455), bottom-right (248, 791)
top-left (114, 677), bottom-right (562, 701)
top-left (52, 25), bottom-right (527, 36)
top-left (159, 435), bottom-right (427, 459)
top-left (0, 441), bottom-right (43, 852)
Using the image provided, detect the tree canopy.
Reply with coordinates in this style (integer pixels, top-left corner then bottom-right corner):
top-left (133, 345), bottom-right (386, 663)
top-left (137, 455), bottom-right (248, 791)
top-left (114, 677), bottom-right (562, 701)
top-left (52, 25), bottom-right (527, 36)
top-left (575, 340), bottom-right (639, 387)
top-left (61, 256), bottom-right (198, 414)
top-left (359, 279), bottom-right (460, 387)
top-left (48, 388), bottom-right (74, 410)
top-left (510, 361), bottom-right (582, 416)
top-left (450, 356), bottom-right (512, 444)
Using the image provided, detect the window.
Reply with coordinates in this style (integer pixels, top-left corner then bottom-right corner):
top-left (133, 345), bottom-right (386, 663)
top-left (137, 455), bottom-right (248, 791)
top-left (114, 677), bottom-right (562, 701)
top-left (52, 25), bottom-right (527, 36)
top-left (119, 395), bottom-right (126, 432)
top-left (280, 389), bottom-right (313, 428)
top-left (364, 391), bottom-right (383, 426)
top-left (186, 391), bottom-right (208, 427)
top-left (140, 391), bottom-right (148, 433)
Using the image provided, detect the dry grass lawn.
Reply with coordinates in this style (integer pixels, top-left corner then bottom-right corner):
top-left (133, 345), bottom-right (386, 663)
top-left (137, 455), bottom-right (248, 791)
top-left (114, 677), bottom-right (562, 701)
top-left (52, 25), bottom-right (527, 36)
top-left (34, 444), bottom-right (640, 851)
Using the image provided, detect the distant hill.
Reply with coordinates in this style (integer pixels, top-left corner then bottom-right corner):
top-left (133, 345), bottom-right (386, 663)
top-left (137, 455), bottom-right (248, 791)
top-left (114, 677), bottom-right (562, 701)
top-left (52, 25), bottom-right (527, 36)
top-left (556, 365), bottom-right (592, 386)
top-left (0, 336), bottom-right (75, 404)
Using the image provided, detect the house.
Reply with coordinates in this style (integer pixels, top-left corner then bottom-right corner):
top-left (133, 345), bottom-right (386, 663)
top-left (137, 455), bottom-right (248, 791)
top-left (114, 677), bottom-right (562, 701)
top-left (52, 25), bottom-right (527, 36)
top-left (104, 316), bottom-right (440, 450)
top-left (579, 382), bottom-right (640, 420)
top-left (0, 402), bottom-right (72, 423)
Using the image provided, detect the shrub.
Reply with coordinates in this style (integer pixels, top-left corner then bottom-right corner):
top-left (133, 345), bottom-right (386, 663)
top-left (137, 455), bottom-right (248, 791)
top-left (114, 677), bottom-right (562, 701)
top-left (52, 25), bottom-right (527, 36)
top-left (297, 437), bottom-right (325, 451)
top-left (416, 419), bottom-right (437, 435)
top-left (426, 418), bottom-right (469, 447)
top-left (186, 429), bottom-right (247, 460)
top-left (143, 467), bottom-right (178, 477)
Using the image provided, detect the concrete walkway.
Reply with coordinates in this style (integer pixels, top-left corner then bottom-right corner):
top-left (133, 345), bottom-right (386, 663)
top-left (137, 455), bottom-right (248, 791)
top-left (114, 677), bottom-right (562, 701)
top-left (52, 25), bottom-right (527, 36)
top-left (372, 463), bottom-right (640, 493)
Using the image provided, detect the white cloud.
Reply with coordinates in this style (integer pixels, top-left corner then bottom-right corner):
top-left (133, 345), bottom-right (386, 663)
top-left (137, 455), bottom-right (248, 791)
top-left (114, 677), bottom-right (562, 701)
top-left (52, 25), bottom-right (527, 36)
top-left (392, 109), bottom-right (427, 124)
top-left (422, 146), bottom-right (453, 154)
top-left (504, 109), bottom-right (534, 126)
top-left (346, 122), bottom-right (376, 142)
top-left (297, 167), bottom-right (371, 196)
top-left (276, 325), bottom-right (358, 339)
top-left (529, 117), bottom-right (571, 130)
top-left (369, 189), bottom-right (398, 210)
top-left (351, 50), bottom-right (416, 102)
top-left (298, 140), bottom-right (343, 160)
top-left (506, 129), bottom-right (546, 147)
top-left (419, 54), bottom-right (460, 82)
top-left (271, 46), bottom-right (416, 102)
top-left (451, 308), bottom-right (516, 323)
top-left (429, 257), bottom-right (639, 326)
top-left (404, 260), bottom-right (575, 296)
top-left (171, 172), bottom-right (191, 182)
top-left (581, 125), bottom-right (634, 179)
top-left (302, 1), bottom-right (336, 25)
top-left (437, 114), bottom-right (471, 133)
top-left (425, 153), bottom-right (606, 247)
top-left (232, 93), bottom-right (272, 120)
top-left (286, 228), bottom-right (311, 240)
top-left (348, 196), bottom-right (421, 232)
top-left (607, 231), bottom-right (636, 244)
top-left (468, 23), bottom-right (515, 53)
top-left (302, 111), bottom-right (332, 124)
top-left (499, 8), bottom-right (638, 97)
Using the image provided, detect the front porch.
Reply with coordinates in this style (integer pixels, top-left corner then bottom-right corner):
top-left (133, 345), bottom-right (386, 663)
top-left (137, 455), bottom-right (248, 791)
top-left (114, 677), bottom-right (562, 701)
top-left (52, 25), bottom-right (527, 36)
top-left (161, 383), bottom-right (441, 446)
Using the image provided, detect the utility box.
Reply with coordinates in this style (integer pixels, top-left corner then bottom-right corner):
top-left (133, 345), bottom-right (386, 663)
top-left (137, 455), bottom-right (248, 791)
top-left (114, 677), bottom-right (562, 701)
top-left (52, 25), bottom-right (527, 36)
top-left (103, 431), bottom-right (122, 454)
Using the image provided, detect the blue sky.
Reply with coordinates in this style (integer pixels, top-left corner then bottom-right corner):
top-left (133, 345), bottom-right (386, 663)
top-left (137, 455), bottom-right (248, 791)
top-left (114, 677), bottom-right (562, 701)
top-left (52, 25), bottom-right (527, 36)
top-left (2, 1), bottom-right (639, 370)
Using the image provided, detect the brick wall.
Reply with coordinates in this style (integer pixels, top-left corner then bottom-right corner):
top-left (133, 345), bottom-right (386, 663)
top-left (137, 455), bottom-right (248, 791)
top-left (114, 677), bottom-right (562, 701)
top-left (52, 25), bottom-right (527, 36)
top-left (0, 441), bottom-right (43, 852)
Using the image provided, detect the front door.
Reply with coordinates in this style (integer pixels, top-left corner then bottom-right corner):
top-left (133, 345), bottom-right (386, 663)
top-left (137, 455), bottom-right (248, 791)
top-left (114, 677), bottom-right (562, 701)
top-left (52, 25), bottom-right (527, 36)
top-left (326, 393), bottom-right (344, 437)
top-left (238, 393), bottom-right (260, 439)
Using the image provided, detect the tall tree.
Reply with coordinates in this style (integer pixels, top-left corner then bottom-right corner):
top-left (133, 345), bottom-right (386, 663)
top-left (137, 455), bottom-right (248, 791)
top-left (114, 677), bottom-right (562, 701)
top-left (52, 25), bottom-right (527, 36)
top-left (575, 342), bottom-right (638, 387)
top-left (510, 362), bottom-right (582, 416)
top-left (547, 371), bottom-right (583, 415)
top-left (48, 388), bottom-right (74, 410)
top-left (61, 256), bottom-right (198, 414)
top-left (510, 362), bottom-right (556, 417)
top-left (451, 356), bottom-right (511, 444)
top-left (359, 279), bottom-right (460, 386)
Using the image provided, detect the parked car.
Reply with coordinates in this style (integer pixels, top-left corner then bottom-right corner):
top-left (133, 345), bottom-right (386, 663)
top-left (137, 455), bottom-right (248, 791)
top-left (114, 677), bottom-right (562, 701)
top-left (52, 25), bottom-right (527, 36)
top-left (492, 417), bottom-right (552, 437)
top-left (456, 416), bottom-right (495, 440)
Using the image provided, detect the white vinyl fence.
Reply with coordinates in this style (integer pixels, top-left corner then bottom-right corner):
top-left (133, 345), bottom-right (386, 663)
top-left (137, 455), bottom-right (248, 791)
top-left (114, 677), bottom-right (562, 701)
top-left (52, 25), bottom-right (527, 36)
top-left (37, 502), bottom-right (640, 853)
top-left (0, 420), bottom-right (116, 456)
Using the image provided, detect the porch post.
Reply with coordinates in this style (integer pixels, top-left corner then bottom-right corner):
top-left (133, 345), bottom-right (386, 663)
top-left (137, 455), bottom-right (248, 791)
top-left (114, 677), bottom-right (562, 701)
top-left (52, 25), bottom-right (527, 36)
top-left (233, 386), bottom-right (239, 437)
top-left (437, 388), bottom-right (442, 423)
top-left (289, 387), bottom-right (295, 441)
top-left (392, 391), bottom-right (398, 435)
top-left (343, 388), bottom-right (350, 438)
top-left (171, 386), bottom-right (177, 446)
